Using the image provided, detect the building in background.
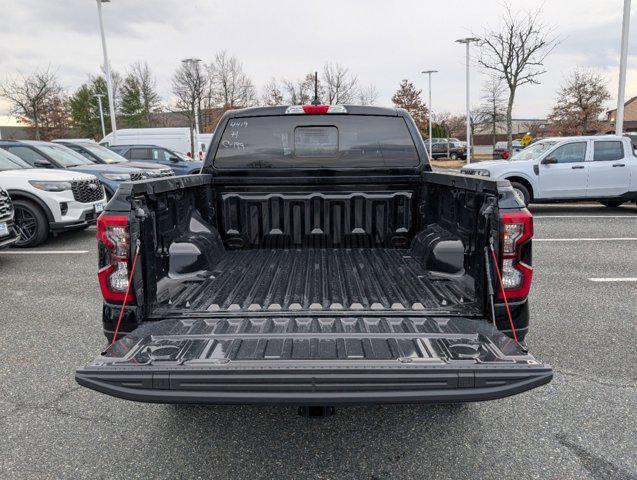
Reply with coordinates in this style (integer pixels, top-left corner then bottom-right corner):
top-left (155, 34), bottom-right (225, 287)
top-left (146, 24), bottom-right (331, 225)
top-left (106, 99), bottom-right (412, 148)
top-left (0, 126), bottom-right (36, 140)
top-left (472, 118), bottom-right (550, 145)
top-left (606, 96), bottom-right (637, 132)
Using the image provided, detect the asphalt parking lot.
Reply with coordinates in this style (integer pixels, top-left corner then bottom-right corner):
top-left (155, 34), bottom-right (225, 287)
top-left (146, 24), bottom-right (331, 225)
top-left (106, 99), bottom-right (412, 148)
top-left (1, 202), bottom-right (636, 480)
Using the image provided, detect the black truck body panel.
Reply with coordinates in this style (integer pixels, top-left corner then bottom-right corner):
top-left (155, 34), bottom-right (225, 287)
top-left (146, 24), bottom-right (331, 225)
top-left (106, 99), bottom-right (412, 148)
top-left (78, 106), bottom-right (550, 405)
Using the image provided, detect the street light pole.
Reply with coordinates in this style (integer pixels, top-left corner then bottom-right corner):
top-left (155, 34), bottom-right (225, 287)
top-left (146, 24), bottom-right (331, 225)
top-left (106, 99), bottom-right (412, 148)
top-left (94, 94), bottom-right (106, 139)
top-left (421, 70), bottom-right (438, 160)
top-left (616, 0), bottom-right (632, 136)
top-left (456, 37), bottom-right (480, 163)
top-left (96, 0), bottom-right (117, 140)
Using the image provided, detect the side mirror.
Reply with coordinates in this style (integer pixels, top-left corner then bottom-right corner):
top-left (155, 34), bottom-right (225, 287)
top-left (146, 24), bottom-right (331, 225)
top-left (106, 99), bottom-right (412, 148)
top-left (541, 156), bottom-right (557, 165)
top-left (34, 159), bottom-right (52, 168)
top-left (169, 156), bottom-right (180, 163)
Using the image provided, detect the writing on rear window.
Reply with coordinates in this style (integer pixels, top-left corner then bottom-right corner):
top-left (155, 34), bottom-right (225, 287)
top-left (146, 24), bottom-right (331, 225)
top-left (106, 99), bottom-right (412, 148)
top-left (214, 115), bottom-right (419, 169)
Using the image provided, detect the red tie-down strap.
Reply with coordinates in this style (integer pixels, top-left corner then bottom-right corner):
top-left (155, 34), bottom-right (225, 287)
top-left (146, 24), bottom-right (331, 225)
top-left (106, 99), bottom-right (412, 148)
top-left (110, 242), bottom-right (141, 345)
top-left (489, 242), bottom-right (518, 343)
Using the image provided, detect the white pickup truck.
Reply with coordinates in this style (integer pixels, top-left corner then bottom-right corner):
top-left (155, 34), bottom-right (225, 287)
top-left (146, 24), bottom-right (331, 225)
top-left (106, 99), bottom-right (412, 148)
top-left (461, 135), bottom-right (637, 207)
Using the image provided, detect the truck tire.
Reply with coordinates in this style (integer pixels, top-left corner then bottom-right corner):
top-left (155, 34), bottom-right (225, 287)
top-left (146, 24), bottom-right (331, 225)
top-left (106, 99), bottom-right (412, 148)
top-left (510, 182), bottom-right (530, 206)
top-left (600, 200), bottom-right (624, 208)
top-left (450, 152), bottom-right (458, 160)
top-left (12, 199), bottom-right (49, 247)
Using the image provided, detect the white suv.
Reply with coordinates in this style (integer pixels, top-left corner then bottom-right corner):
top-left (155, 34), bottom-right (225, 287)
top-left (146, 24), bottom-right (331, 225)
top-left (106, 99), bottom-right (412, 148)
top-left (0, 148), bottom-right (106, 247)
top-left (461, 135), bottom-right (637, 207)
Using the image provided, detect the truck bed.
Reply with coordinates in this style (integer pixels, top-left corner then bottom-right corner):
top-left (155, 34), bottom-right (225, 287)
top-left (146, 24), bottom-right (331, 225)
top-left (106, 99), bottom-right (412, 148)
top-left (155, 248), bottom-right (479, 316)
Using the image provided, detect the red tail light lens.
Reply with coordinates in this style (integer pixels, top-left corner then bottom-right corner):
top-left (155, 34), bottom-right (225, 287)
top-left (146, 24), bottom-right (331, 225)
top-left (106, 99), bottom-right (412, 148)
top-left (503, 151), bottom-right (509, 159)
top-left (499, 211), bottom-right (533, 300)
top-left (97, 214), bottom-right (133, 303)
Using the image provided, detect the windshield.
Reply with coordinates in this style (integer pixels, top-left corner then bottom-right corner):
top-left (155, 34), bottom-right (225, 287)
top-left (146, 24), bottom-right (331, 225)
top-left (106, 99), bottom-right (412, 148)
top-left (168, 149), bottom-right (193, 162)
top-left (80, 143), bottom-right (127, 163)
top-left (510, 141), bottom-right (557, 161)
top-left (37, 144), bottom-right (94, 167)
top-left (0, 149), bottom-right (33, 171)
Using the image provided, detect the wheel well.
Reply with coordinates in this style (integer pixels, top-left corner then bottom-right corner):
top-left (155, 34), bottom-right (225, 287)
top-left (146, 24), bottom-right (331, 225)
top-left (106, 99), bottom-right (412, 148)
top-left (504, 176), bottom-right (534, 200)
top-left (7, 191), bottom-right (54, 223)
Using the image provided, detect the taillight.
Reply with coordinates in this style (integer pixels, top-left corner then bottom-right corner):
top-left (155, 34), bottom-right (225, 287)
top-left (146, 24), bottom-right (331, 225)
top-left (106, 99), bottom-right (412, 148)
top-left (503, 151), bottom-right (509, 159)
top-left (97, 214), bottom-right (133, 303)
top-left (285, 105), bottom-right (348, 114)
top-left (499, 211), bottom-right (533, 300)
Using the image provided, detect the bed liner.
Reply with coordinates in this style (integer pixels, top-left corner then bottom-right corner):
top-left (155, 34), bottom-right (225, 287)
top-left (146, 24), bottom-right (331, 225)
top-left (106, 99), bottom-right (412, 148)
top-left (155, 248), bottom-right (478, 315)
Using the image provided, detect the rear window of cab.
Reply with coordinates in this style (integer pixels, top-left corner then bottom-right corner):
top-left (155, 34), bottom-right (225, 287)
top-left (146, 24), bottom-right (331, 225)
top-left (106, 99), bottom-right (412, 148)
top-left (213, 115), bottom-right (419, 169)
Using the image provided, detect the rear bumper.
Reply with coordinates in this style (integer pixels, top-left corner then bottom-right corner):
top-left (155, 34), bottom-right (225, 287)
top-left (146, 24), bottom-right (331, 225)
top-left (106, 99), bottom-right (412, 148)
top-left (75, 364), bottom-right (553, 405)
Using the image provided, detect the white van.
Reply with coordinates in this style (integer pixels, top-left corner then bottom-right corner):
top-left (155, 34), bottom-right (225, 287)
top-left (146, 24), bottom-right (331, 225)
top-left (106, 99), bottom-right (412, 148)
top-left (100, 128), bottom-right (212, 160)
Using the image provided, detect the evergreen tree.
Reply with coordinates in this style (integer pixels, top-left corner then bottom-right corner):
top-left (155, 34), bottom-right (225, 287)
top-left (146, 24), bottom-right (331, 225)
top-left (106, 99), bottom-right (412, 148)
top-left (69, 84), bottom-right (102, 139)
top-left (120, 75), bottom-right (145, 128)
top-left (391, 80), bottom-right (429, 136)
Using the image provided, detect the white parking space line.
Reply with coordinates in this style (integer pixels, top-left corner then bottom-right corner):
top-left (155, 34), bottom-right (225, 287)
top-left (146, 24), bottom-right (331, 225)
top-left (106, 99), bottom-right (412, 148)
top-left (588, 277), bottom-right (637, 282)
top-left (535, 237), bottom-right (637, 242)
top-left (535, 215), bottom-right (637, 218)
top-left (0, 250), bottom-right (89, 255)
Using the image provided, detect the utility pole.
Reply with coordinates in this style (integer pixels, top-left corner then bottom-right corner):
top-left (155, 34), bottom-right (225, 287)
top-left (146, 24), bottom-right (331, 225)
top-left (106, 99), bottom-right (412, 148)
top-left (616, 0), bottom-right (632, 136)
top-left (456, 37), bottom-right (480, 163)
top-left (421, 70), bottom-right (438, 160)
top-left (96, 0), bottom-right (117, 141)
top-left (94, 94), bottom-right (106, 139)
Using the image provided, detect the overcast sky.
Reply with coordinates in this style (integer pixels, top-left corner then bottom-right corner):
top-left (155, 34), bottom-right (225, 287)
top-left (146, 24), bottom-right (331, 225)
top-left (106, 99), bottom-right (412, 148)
top-left (1, 0), bottom-right (635, 125)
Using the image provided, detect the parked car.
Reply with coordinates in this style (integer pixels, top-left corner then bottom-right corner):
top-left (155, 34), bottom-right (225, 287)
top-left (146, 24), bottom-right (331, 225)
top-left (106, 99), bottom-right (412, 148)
top-left (461, 135), bottom-right (637, 207)
top-left (0, 140), bottom-right (149, 200)
top-left (100, 127), bottom-right (211, 160)
top-left (0, 184), bottom-right (19, 248)
top-left (54, 140), bottom-right (174, 178)
top-left (0, 146), bottom-right (105, 247)
top-left (427, 140), bottom-right (467, 160)
top-left (76, 104), bottom-right (552, 409)
top-left (106, 144), bottom-right (203, 175)
top-left (493, 140), bottom-right (524, 159)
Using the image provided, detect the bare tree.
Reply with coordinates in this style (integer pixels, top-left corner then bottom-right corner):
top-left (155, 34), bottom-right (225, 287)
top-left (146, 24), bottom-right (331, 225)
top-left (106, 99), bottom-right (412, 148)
top-left (282, 73), bottom-right (320, 105)
top-left (548, 69), bottom-right (610, 135)
top-left (172, 60), bottom-right (207, 152)
top-left (322, 63), bottom-right (358, 104)
top-left (358, 84), bottom-right (379, 105)
top-left (206, 51), bottom-right (256, 109)
top-left (0, 67), bottom-right (63, 139)
top-left (261, 78), bottom-right (284, 106)
top-left (475, 77), bottom-right (507, 146)
top-left (39, 93), bottom-right (71, 140)
top-left (127, 61), bottom-right (162, 125)
top-left (434, 112), bottom-right (466, 141)
top-left (477, 5), bottom-right (558, 151)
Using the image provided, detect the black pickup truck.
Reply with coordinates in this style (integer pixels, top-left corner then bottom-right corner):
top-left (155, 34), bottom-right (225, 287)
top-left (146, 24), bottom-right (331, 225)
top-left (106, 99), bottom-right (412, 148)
top-left (76, 105), bottom-right (552, 408)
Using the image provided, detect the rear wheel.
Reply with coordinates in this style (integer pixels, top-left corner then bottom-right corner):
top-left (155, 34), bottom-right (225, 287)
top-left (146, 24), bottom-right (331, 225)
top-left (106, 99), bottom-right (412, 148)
top-left (13, 199), bottom-right (49, 247)
top-left (510, 182), bottom-right (531, 206)
top-left (600, 200), bottom-right (624, 208)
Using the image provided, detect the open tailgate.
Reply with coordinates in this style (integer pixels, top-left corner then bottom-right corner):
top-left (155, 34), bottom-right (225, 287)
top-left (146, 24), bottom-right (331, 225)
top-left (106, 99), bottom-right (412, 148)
top-left (76, 317), bottom-right (552, 405)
